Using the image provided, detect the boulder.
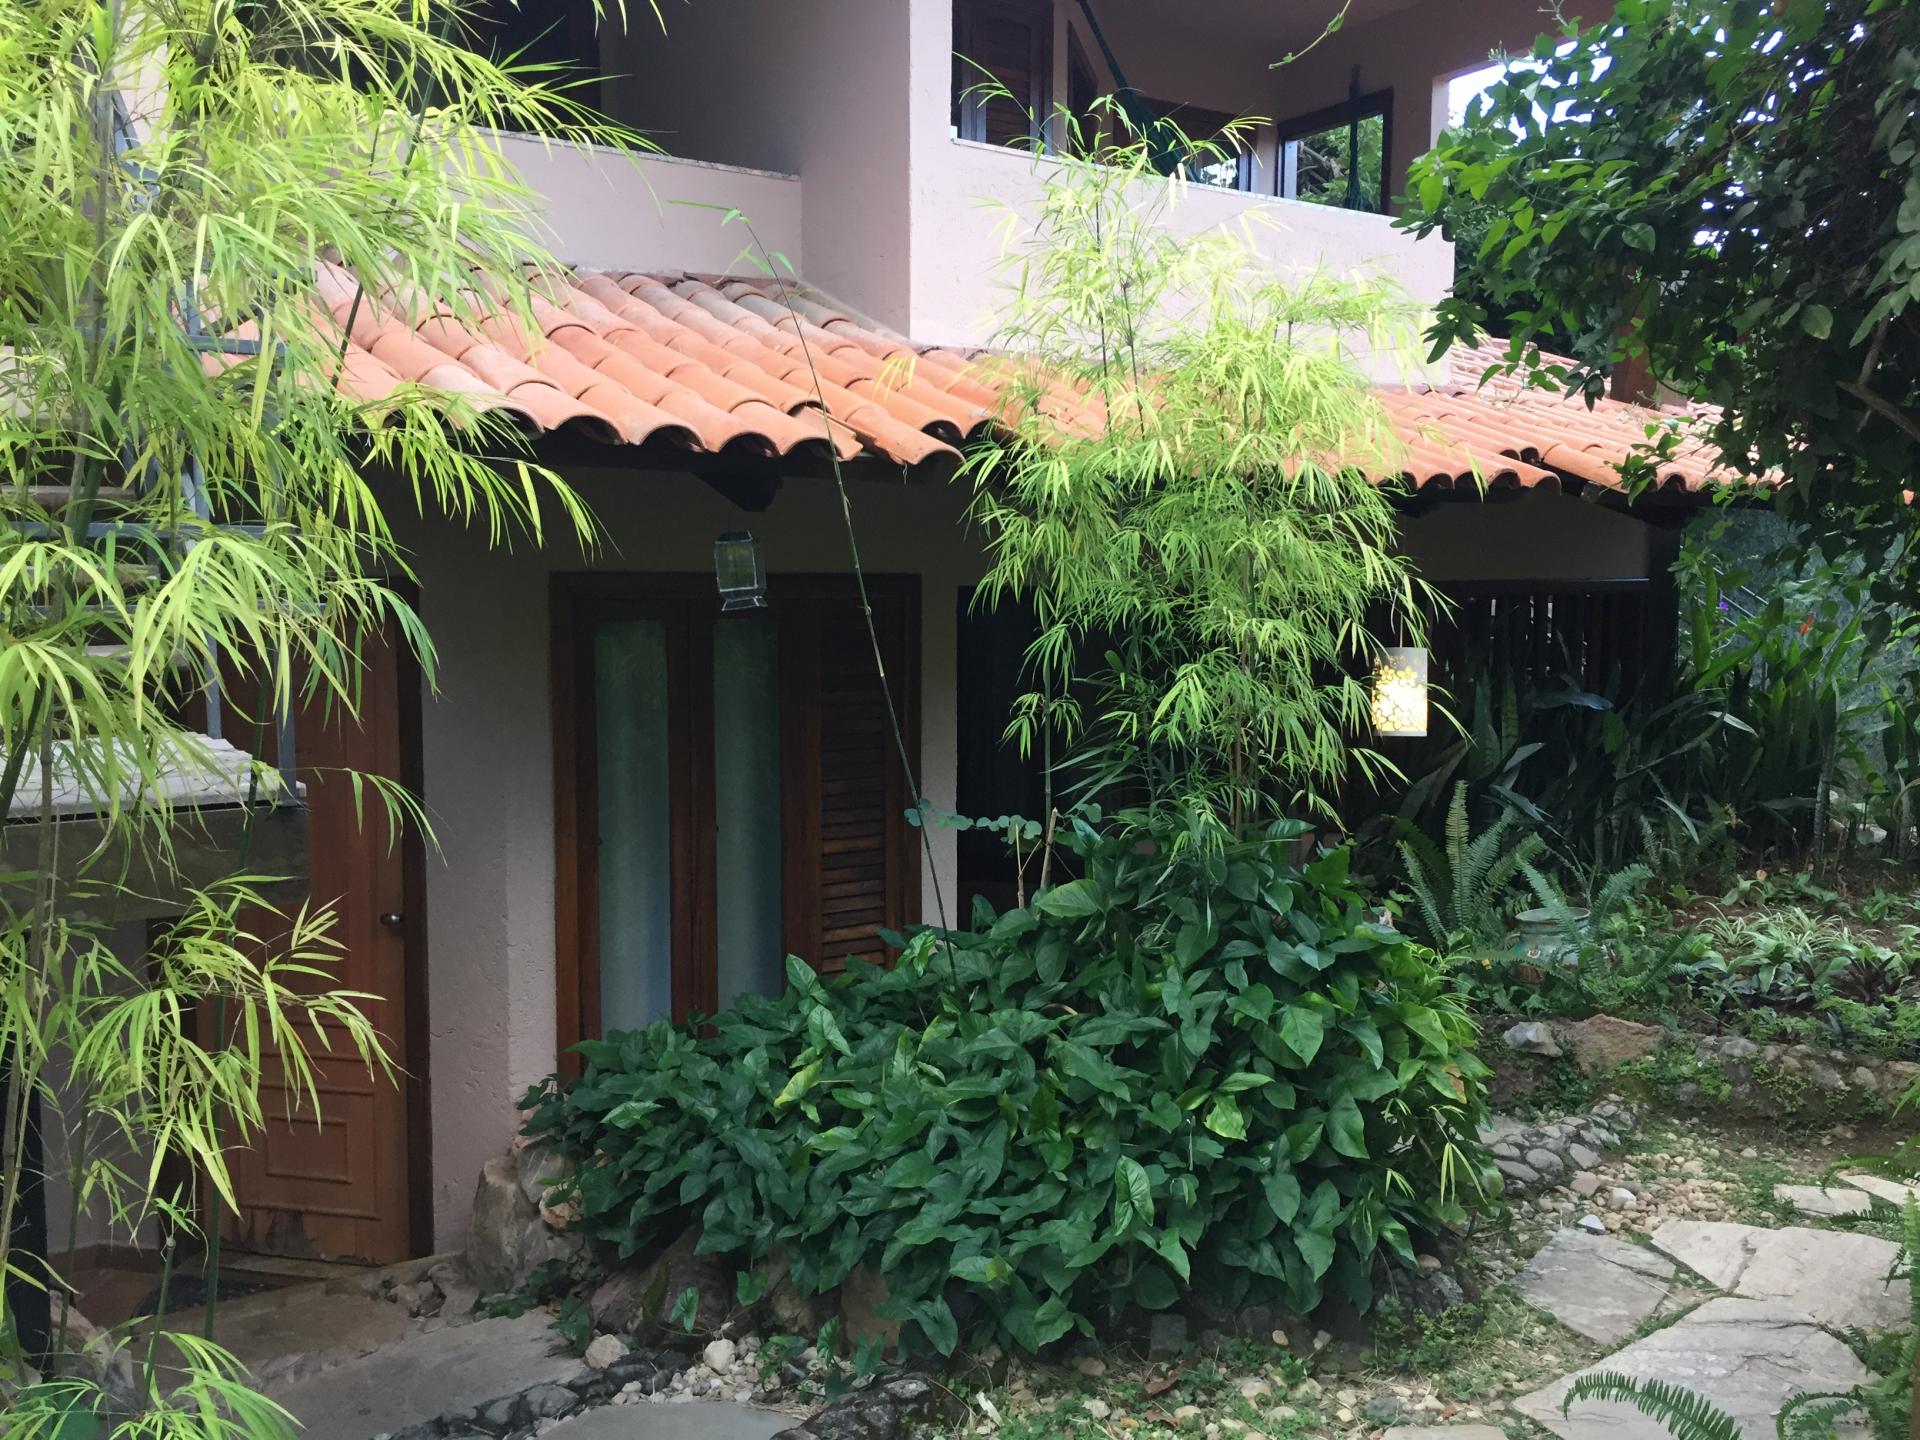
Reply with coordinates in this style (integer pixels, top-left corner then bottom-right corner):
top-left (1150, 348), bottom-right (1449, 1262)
top-left (1562, 1015), bottom-right (1663, 1073)
top-left (588, 1227), bottom-right (735, 1340)
top-left (463, 1154), bottom-right (581, 1297)
top-left (838, 1263), bottom-right (900, 1354)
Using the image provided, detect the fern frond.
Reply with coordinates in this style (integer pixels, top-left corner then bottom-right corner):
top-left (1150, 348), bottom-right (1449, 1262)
top-left (1560, 1373), bottom-right (1744, 1440)
top-left (1398, 838), bottom-right (1450, 950)
top-left (1775, 1391), bottom-right (1866, 1440)
top-left (1520, 861), bottom-right (1582, 941)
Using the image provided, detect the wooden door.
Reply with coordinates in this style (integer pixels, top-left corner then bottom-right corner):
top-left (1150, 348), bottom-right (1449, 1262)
top-left (216, 632), bottom-right (422, 1264)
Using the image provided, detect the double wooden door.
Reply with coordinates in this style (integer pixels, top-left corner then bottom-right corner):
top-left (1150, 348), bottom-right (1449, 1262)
top-left (552, 574), bottom-right (921, 1065)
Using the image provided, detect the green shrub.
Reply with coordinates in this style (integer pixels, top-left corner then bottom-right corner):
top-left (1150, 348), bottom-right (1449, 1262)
top-left (521, 812), bottom-right (1494, 1357)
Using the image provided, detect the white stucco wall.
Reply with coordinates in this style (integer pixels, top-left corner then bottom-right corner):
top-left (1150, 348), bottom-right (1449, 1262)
top-left (400, 467), bottom-right (981, 1243)
top-left (487, 141), bottom-right (806, 277)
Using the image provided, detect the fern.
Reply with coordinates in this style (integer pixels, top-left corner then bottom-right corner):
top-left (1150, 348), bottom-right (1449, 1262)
top-left (1589, 862), bottom-right (1653, 936)
top-left (1560, 1374), bottom-right (1744, 1440)
top-left (1395, 781), bottom-right (1545, 948)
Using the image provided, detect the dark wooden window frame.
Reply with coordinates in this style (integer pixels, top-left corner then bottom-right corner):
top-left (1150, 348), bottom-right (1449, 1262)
top-left (952, 0), bottom-right (1054, 148)
top-left (1275, 87), bottom-right (1393, 209)
top-left (551, 572), bottom-right (921, 1072)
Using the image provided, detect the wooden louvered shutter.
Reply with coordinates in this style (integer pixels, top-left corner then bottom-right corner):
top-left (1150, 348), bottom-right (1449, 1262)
top-left (953, 0), bottom-right (1052, 148)
top-left (780, 584), bottom-right (921, 974)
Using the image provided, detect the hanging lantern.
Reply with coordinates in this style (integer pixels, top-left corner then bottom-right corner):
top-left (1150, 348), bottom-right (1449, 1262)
top-left (1371, 646), bottom-right (1429, 737)
top-left (713, 531), bottom-right (767, 611)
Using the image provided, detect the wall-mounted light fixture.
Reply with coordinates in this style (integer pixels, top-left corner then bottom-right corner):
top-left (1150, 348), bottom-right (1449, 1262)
top-left (1370, 646), bottom-right (1429, 737)
top-left (713, 531), bottom-right (767, 611)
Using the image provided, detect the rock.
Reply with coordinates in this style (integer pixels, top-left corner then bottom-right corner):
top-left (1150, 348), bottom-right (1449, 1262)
top-left (758, 1248), bottom-right (830, 1338)
top-left (1149, 1312), bottom-right (1188, 1359)
top-left (1238, 1378), bottom-right (1272, 1401)
top-left (1562, 1016), bottom-right (1663, 1073)
top-left (1570, 1172), bottom-right (1603, 1198)
top-left (1414, 1254), bottom-right (1442, 1273)
top-left (463, 1155), bottom-right (581, 1297)
top-left (1084, 1400), bottom-right (1112, 1421)
top-left (1566, 1143), bottom-right (1602, 1170)
top-left (589, 1230), bottom-right (734, 1340)
top-left (702, 1339), bottom-right (736, 1376)
top-left (838, 1264), bottom-right (900, 1354)
top-left (1173, 1406), bottom-right (1202, 1424)
top-left (1650, 1220), bottom-right (1906, 1329)
top-left (1384, 1428), bottom-right (1507, 1440)
top-left (1495, 1159), bottom-right (1540, 1189)
top-left (1609, 1187), bottom-right (1638, 1211)
top-left (583, 1335), bottom-right (628, 1371)
top-left (1773, 1184), bottom-right (1872, 1219)
top-left (1516, 1299), bottom-right (1871, 1440)
top-left (1361, 1394), bottom-right (1404, 1425)
top-left (520, 1385), bottom-right (582, 1422)
top-left (1075, 1356), bottom-right (1108, 1377)
top-left (1525, 1148), bottom-right (1565, 1177)
top-left (1503, 1022), bottom-right (1561, 1057)
top-left (1512, 1230), bottom-right (1679, 1346)
top-left (1576, 1215), bottom-right (1607, 1235)
top-left (515, 1141), bottom-right (573, 1208)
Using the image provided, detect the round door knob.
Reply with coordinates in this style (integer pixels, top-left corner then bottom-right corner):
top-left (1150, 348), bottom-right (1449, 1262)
top-left (379, 912), bottom-right (405, 927)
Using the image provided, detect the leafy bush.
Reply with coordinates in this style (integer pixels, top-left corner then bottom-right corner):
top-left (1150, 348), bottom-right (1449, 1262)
top-left (522, 812), bottom-right (1493, 1356)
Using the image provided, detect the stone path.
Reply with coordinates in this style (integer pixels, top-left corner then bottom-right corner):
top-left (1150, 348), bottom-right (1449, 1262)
top-left (1515, 1300), bottom-right (1872, 1440)
top-left (1503, 1212), bottom-right (1905, 1440)
top-left (265, 1311), bottom-right (593, 1440)
top-left (542, 1405), bottom-right (789, 1440)
top-left (1510, 1231), bottom-right (1684, 1345)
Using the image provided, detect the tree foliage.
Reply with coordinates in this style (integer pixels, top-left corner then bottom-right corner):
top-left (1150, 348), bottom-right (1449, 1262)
top-left (0, 0), bottom-right (620, 1420)
top-left (1401, 0), bottom-right (1920, 583)
top-left (967, 100), bottom-right (1433, 829)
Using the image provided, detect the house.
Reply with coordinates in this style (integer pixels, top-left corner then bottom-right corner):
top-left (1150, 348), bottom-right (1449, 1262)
top-left (57, 0), bottom-right (1741, 1277)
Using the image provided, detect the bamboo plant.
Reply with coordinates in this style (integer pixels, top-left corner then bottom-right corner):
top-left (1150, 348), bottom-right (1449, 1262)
top-left (0, 0), bottom-right (631, 1432)
top-left (963, 95), bottom-right (1438, 835)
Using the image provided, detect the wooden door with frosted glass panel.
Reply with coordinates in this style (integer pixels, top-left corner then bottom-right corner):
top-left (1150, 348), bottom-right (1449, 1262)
top-left (213, 630), bottom-right (420, 1264)
top-left (553, 575), bottom-right (920, 1066)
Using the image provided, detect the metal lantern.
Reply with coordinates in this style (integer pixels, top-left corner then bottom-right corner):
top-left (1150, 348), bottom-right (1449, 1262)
top-left (713, 531), bottom-right (767, 611)
top-left (1371, 646), bottom-right (1429, 737)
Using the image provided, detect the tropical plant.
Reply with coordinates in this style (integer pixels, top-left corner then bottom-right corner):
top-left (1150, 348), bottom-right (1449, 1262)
top-left (522, 808), bottom-right (1494, 1357)
top-left (0, 0), bottom-right (619, 1428)
top-left (1402, 0), bottom-right (1920, 595)
top-left (1395, 783), bottom-right (1544, 949)
top-left (964, 94), bottom-right (1434, 832)
top-left (1561, 1200), bottom-right (1920, 1440)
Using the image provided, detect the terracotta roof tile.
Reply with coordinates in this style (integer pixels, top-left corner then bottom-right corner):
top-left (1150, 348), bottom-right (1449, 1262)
top-left (319, 269), bottom-right (1746, 495)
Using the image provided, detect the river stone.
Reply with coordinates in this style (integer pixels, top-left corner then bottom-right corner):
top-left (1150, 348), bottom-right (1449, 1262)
top-left (1650, 1220), bottom-right (1905, 1329)
top-left (1515, 1299), bottom-right (1871, 1440)
top-left (1512, 1230), bottom-right (1678, 1345)
top-left (1773, 1184), bottom-right (1872, 1219)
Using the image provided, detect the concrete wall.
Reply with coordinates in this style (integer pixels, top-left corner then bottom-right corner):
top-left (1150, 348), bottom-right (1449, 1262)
top-left (590, 0), bottom-right (914, 328)
top-left (401, 467), bottom-right (982, 1243)
top-left (486, 140), bottom-right (805, 276)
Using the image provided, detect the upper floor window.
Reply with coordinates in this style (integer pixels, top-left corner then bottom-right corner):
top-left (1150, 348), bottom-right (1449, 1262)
top-left (1278, 87), bottom-right (1390, 213)
top-left (1144, 97), bottom-right (1254, 192)
top-left (953, 0), bottom-right (1052, 148)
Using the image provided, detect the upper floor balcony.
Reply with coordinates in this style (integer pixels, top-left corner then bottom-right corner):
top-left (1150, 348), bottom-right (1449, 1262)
top-left (469, 0), bottom-right (1576, 365)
